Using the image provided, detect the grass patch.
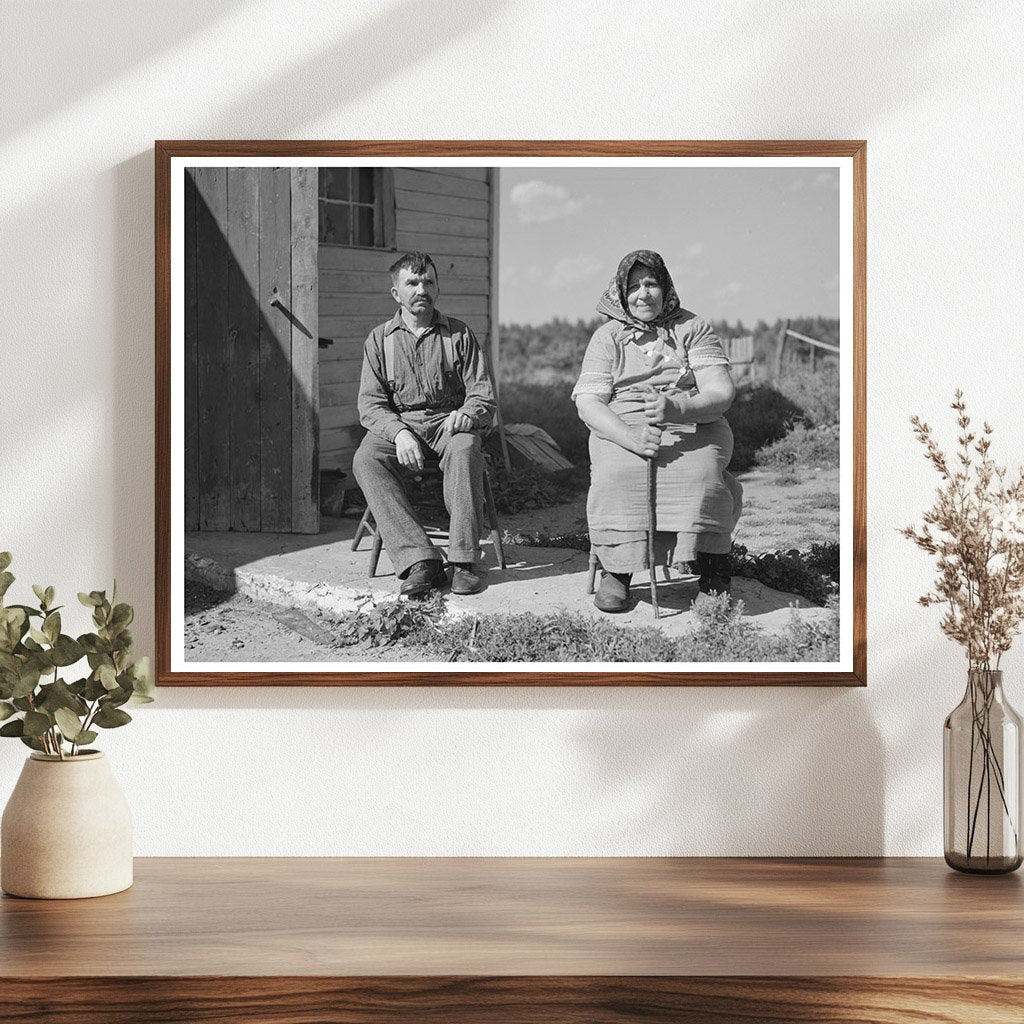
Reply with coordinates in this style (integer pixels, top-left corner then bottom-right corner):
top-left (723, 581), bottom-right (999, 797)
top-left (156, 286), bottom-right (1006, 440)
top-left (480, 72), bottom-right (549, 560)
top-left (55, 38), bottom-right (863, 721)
top-left (775, 366), bottom-right (840, 427)
top-left (316, 578), bottom-right (839, 663)
top-left (412, 593), bottom-right (839, 663)
top-left (756, 423), bottom-right (840, 471)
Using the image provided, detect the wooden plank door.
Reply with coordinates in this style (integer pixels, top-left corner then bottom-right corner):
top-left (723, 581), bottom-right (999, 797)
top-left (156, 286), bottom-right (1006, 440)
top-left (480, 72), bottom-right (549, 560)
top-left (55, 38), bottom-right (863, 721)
top-left (185, 167), bottom-right (319, 534)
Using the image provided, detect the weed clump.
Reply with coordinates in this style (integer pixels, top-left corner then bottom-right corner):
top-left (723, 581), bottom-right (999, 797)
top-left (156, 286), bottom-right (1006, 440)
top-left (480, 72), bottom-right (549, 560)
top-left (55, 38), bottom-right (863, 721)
top-left (406, 594), bottom-right (839, 664)
top-left (731, 542), bottom-right (840, 606)
top-left (756, 423), bottom-right (840, 472)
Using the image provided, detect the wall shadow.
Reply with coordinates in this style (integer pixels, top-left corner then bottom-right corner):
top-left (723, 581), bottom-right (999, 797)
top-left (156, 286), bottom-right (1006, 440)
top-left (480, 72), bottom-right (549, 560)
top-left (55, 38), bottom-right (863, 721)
top-left (0, 1), bottom-right (246, 140)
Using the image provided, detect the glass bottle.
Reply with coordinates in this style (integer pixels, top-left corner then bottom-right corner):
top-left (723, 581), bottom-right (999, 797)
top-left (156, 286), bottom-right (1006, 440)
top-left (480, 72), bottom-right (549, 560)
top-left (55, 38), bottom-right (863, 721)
top-left (944, 669), bottom-right (1023, 873)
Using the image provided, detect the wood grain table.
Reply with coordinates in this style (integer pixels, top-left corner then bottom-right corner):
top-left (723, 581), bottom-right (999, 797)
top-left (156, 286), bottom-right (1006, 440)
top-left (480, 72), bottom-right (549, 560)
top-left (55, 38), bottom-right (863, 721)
top-left (1, 857), bottom-right (1022, 1023)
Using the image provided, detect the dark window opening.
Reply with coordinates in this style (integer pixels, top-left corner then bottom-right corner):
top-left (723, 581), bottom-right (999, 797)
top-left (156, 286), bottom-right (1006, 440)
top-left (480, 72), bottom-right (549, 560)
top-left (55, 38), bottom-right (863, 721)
top-left (318, 168), bottom-right (394, 248)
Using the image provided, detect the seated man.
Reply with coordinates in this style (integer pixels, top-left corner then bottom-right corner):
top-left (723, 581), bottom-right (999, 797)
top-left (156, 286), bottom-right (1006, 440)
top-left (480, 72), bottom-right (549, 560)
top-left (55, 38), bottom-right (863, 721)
top-left (353, 251), bottom-right (495, 597)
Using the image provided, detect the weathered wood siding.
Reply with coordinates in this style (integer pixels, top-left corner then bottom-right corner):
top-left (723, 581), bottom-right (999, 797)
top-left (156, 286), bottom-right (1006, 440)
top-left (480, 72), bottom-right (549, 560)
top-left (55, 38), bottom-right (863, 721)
top-left (318, 167), bottom-right (493, 475)
top-left (186, 167), bottom-right (319, 534)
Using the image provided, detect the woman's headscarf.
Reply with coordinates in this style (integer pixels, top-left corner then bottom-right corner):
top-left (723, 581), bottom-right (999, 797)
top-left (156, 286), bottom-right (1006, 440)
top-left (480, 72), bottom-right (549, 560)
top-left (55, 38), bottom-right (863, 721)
top-left (596, 250), bottom-right (684, 334)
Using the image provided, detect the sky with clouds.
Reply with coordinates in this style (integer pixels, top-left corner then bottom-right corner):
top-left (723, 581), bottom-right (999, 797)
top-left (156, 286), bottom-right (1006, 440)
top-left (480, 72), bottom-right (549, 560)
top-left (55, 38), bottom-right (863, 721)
top-left (498, 166), bottom-right (840, 326)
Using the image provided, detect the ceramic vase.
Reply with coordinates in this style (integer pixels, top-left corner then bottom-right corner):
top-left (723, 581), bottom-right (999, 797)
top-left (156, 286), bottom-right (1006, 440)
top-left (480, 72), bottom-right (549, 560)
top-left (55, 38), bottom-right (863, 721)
top-left (1, 751), bottom-right (133, 898)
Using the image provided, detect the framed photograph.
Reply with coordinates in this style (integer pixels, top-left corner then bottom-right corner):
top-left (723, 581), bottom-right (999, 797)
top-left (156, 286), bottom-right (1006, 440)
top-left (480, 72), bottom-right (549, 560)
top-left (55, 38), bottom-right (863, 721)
top-left (155, 141), bottom-right (865, 686)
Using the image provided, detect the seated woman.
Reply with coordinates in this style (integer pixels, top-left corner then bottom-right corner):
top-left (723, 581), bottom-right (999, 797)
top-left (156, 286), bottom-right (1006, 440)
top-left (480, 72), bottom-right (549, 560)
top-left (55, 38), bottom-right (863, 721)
top-left (572, 250), bottom-right (742, 613)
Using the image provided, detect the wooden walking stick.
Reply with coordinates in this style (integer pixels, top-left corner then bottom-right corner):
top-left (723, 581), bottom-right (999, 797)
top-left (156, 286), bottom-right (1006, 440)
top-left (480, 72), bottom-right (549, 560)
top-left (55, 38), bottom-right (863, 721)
top-left (647, 455), bottom-right (658, 619)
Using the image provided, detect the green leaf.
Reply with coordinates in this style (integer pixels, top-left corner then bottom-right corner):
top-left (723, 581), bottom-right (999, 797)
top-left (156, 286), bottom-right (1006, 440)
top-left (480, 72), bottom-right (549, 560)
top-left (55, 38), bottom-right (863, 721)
top-left (0, 553), bottom-right (11, 573)
top-left (19, 734), bottom-right (45, 752)
top-left (50, 635), bottom-right (85, 667)
top-left (44, 586), bottom-right (55, 608)
top-left (110, 603), bottom-right (133, 630)
top-left (0, 719), bottom-right (24, 737)
top-left (7, 604), bottom-right (42, 619)
top-left (98, 664), bottom-right (118, 691)
top-left (104, 684), bottom-right (134, 708)
top-left (22, 710), bottom-right (51, 738)
top-left (54, 707), bottom-right (85, 742)
top-left (127, 657), bottom-right (154, 698)
top-left (83, 675), bottom-right (108, 701)
top-left (42, 611), bottom-right (60, 644)
top-left (28, 627), bottom-right (49, 646)
top-left (79, 634), bottom-right (112, 655)
top-left (0, 701), bottom-right (16, 721)
top-left (0, 572), bottom-right (14, 602)
top-left (113, 628), bottom-right (134, 654)
top-left (0, 651), bottom-right (19, 674)
top-left (36, 679), bottom-right (88, 717)
top-left (31, 584), bottom-right (47, 607)
top-left (74, 730), bottom-right (98, 746)
top-left (11, 665), bottom-right (41, 699)
top-left (0, 607), bottom-right (27, 652)
top-left (12, 697), bottom-right (33, 712)
top-left (78, 592), bottom-right (100, 608)
top-left (92, 705), bottom-right (131, 729)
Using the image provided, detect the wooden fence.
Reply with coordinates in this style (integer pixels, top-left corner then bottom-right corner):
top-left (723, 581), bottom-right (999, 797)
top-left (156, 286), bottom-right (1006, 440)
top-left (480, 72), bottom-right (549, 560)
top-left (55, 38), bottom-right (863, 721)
top-left (773, 319), bottom-right (839, 377)
top-left (723, 334), bottom-right (756, 381)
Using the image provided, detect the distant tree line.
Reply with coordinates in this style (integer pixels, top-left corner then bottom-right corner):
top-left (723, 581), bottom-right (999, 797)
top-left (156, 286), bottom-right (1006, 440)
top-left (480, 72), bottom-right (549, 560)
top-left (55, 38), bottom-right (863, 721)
top-left (498, 316), bottom-right (840, 385)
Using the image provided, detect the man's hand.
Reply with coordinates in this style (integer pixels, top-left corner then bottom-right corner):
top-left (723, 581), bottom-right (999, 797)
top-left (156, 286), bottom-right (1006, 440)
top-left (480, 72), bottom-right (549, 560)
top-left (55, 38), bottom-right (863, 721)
top-left (442, 410), bottom-right (474, 435)
top-left (395, 429), bottom-right (425, 471)
top-left (633, 423), bottom-right (663, 459)
top-left (642, 391), bottom-right (684, 426)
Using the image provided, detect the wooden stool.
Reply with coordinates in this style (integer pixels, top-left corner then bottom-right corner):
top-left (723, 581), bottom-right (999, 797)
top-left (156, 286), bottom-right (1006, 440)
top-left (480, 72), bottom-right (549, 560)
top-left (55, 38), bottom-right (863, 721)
top-left (352, 465), bottom-right (506, 578)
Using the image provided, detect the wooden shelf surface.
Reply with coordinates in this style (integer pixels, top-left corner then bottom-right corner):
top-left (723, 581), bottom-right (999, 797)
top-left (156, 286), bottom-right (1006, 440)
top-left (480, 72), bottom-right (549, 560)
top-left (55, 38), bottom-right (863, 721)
top-left (2, 857), bottom-right (1023, 1022)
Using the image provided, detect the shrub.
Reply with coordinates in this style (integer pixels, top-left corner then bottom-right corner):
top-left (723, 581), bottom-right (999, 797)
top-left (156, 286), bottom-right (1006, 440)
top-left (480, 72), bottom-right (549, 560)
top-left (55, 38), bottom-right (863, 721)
top-left (331, 594), bottom-right (445, 648)
top-left (682, 592), bottom-right (840, 662)
top-left (725, 383), bottom-right (804, 471)
top-left (731, 542), bottom-right (840, 606)
top-left (755, 423), bottom-right (841, 471)
top-left (775, 366), bottom-right (840, 427)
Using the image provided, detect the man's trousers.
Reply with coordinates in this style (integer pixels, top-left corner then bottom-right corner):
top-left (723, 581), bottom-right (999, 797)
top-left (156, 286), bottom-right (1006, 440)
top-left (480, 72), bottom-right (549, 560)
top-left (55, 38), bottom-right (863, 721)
top-left (352, 429), bottom-right (485, 578)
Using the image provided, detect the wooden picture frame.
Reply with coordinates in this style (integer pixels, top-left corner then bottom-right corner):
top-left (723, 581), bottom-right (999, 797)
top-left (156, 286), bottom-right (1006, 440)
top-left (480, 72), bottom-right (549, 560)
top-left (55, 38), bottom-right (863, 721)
top-left (156, 141), bottom-right (866, 686)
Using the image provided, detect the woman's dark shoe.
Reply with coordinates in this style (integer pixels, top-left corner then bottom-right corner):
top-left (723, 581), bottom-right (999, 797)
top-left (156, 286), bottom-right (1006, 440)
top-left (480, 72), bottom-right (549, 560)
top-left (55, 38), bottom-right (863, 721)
top-left (697, 552), bottom-right (732, 597)
top-left (594, 570), bottom-right (632, 613)
top-left (450, 563), bottom-right (483, 595)
top-left (399, 559), bottom-right (447, 598)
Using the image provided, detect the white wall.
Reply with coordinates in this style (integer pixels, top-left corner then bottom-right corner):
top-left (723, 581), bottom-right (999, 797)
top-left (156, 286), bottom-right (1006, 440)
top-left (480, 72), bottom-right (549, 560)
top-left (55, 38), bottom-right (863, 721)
top-left (1, 0), bottom-right (1022, 856)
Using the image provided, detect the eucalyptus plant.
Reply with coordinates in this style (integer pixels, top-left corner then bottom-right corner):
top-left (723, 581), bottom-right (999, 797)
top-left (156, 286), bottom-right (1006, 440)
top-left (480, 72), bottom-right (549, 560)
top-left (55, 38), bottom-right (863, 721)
top-left (0, 552), bottom-right (153, 759)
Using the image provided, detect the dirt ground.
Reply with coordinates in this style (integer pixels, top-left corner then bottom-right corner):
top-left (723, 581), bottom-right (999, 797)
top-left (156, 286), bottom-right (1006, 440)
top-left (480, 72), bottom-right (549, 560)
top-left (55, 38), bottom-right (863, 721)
top-left (184, 467), bottom-right (839, 663)
top-left (498, 466), bottom-right (840, 553)
top-left (186, 580), bottom-right (433, 662)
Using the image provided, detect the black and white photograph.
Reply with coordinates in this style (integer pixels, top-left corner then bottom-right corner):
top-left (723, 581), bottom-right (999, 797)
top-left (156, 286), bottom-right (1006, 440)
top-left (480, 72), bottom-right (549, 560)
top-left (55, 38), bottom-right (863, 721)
top-left (158, 144), bottom-right (864, 684)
